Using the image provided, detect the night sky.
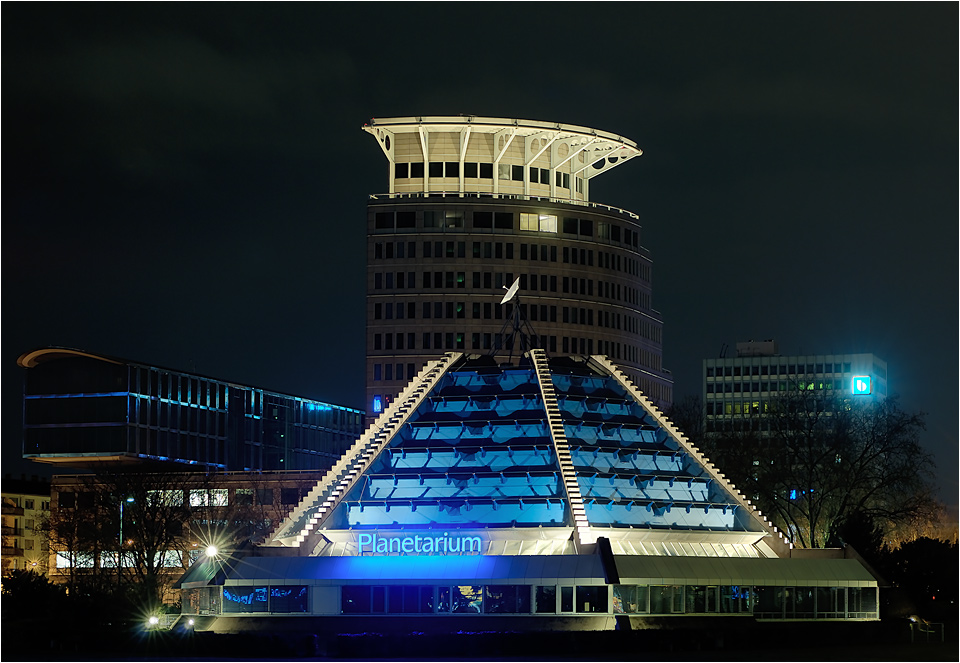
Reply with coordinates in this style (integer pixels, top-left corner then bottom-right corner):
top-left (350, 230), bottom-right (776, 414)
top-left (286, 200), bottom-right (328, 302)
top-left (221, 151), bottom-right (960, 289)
top-left (4, 4), bottom-right (957, 513)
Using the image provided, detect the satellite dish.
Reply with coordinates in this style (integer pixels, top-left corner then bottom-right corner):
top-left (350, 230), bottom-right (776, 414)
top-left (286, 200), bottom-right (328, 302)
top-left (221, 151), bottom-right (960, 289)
top-left (500, 277), bottom-right (520, 305)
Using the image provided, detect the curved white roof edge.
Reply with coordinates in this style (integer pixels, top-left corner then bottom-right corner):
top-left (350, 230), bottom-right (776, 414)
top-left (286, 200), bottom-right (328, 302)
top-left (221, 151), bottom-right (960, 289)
top-left (364, 115), bottom-right (639, 151)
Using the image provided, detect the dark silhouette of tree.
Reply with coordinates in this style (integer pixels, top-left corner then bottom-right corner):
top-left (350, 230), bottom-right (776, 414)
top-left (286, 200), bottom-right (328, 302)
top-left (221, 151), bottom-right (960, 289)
top-left (883, 537), bottom-right (958, 620)
top-left (828, 510), bottom-right (885, 560)
top-left (0, 568), bottom-right (66, 612)
top-left (699, 392), bottom-right (938, 548)
top-left (664, 394), bottom-right (705, 445)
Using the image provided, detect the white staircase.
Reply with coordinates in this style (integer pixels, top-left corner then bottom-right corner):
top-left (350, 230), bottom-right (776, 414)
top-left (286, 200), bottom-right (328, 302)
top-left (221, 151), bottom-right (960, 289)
top-left (268, 353), bottom-right (462, 552)
top-left (529, 349), bottom-right (592, 546)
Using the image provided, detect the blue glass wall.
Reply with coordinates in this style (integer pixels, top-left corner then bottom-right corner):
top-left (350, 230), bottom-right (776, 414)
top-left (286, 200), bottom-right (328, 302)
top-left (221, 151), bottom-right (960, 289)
top-left (321, 355), bottom-right (756, 534)
top-left (551, 359), bottom-right (752, 531)
top-left (333, 357), bottom-right (568, 529)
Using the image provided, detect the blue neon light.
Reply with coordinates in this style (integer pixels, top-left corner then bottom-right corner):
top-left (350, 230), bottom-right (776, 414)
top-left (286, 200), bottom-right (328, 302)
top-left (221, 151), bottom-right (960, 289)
top-left (357, 532), bottom-right (483, 555)
top-left (372, 396), bottom-right (383, 413)
top-left (25, 392), bottom-right (129, 399)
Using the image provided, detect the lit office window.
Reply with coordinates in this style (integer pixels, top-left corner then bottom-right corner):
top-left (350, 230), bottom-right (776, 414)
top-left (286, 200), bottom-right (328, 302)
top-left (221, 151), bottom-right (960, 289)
top-left (520, 213), bottom-right (558, 233)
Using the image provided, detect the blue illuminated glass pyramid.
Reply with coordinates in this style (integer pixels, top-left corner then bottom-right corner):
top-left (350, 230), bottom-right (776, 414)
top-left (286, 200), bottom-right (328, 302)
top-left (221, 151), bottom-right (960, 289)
top-left (271, 352), bottom-right (785, 556)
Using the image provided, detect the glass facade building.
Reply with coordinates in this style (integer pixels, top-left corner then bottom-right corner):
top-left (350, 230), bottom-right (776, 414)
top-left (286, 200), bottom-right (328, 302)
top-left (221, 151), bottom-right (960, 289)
top-left (363, 117), bottom-right (673, 422)
top-left (18, 348), bottom-right (364, 472)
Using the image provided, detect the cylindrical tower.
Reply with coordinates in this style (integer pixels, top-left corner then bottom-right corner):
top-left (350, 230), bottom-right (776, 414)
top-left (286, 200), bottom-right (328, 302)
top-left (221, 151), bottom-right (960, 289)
top-left (362, 116), bottom-right (672, 418)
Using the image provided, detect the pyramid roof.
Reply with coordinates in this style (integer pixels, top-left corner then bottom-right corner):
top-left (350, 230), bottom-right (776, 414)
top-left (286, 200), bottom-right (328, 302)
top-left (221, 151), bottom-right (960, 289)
top-left (269, 352), bottom-right (791, 558)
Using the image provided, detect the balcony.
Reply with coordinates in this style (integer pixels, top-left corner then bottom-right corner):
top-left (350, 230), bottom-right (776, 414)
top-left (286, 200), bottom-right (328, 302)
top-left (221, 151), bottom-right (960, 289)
top-left (1, 526), bottom-right (24, 537)
top-left (368, 191), bottom-right (640, 220)
top-left (2, 546), bottom-right (24, 557)
top-left (1, 505), bottom-right (24, 516)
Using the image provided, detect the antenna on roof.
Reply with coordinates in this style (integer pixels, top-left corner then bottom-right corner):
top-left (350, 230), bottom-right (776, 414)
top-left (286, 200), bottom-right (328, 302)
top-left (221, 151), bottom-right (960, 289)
top-left (491, 278), bottom-right (543, 363)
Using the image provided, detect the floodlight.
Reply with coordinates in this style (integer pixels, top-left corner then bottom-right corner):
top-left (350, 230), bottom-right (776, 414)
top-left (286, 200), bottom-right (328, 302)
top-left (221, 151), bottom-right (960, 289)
top-left (205, 545), bottom-right (218, 558)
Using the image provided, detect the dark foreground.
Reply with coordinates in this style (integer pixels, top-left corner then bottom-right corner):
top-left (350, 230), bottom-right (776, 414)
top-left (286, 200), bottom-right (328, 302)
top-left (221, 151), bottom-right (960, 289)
top-left (2, 617), bottom-right (955, 661)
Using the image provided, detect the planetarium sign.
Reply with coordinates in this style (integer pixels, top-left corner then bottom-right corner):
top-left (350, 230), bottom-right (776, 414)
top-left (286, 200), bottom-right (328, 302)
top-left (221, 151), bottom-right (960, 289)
top-left (357, 532), bottom-right (483, 556)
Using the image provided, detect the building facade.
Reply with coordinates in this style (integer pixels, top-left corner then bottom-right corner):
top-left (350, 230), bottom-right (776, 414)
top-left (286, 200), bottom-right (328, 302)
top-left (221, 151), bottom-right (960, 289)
top-left (363, 116), bottom-right (672, 421)
top-left (178, 353), bottom-right (879, 633)
top-left (18, 348), bottom-right (364, 472)
top-left (1, 476), bottom-right (51, 575)
top-left (703, 341), bottom-right (888, 435)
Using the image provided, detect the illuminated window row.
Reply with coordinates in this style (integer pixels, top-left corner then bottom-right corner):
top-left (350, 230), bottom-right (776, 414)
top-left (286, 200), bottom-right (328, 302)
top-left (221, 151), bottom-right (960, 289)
top-left (221, 585), bottom-right (309, 614)
top-left (707, 380), bottom-right (844, 395)
top-left (341, 584), bottom-right (604, 615)
top-left (189, 583), bottom-right (877, 620)
top-left (613, 584), bottom-right (875, 619)
top-left (393, 161), bottom-right (579, 191)
top-left (373, 208), bottom-right (641, 248)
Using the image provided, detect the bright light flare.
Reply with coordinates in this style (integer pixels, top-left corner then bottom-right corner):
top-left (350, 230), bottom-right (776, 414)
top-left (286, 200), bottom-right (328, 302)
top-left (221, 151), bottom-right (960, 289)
top-left (205, 544), bottom-right (218, 558)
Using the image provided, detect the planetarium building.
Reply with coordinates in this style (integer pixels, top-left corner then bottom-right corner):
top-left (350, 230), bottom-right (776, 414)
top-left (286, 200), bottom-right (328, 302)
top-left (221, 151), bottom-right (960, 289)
top-left (178, 351), bottom-right (879, 633)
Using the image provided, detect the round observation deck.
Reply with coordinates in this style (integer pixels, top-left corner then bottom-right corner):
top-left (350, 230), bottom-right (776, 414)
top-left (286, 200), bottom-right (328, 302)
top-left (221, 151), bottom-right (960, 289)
top-left (362, 116), bottom-right (641, 202)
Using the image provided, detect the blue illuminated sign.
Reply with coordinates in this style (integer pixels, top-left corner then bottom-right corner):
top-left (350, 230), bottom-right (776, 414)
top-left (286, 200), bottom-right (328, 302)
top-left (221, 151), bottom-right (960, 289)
top-left (851, 376), bottom-right (872, 395)
top-left (357, 532), bottom-right (482, 556)
top-left (372, 396), bottom-right (383, 413)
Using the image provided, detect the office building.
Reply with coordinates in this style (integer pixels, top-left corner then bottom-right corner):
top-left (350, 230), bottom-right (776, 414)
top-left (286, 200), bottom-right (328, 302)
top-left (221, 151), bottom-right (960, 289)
top-left (177, 352), bottom-right (879, 633)
top-left (703, 340), bottom-right (888, 435)
top-left (1, 475), bottom-right (51, 575)
top-left (18, 348), bottom-right (364, 472)
top-left (363, 116), bottom-right (672, 420)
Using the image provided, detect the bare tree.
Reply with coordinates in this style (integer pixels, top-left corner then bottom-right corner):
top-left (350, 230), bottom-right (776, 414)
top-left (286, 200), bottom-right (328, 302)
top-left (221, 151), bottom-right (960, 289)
top-left (41, 470), bottom-right (213, 606)
top-left (701, 392), bottom-right (939, 548)
top-left (107, 470), bottom-right (206, 604)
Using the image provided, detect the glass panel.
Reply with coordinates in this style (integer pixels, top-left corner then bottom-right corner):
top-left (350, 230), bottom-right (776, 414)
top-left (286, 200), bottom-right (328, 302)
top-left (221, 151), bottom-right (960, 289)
top-left (686, 585), bottom-right (707, 613)
top-left (271, 585), bottom-right (308, 613)
top-left (535, 585), bottom-right (556, 613)
top-left (485, 585), bottom-right (517, 613)
top-left (795, 587), bottom-right (815, 618)
top-left (560, 586), bottom-right (574, 613)
top-left (438, 587), bottom-right (451, 613)
top-left (650, 585), bottom-right (672, 614)
top-left (576, 586), bottom-right (607, 613)
top-left (419, 586), bottom-right (434, 613)
top-left (372, 586), bottom-right (386, 613)
top-left (223, 586), bottom-right (267, 613)
top-left (342, 586), bottom-right (370, 614)
top-left (452, 585), bottom-right (483, 613)
top-left (613, 585), bottom-right (635, 614)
